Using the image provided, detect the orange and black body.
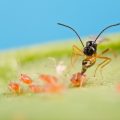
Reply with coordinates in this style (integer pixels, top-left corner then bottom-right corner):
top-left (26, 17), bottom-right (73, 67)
top-left (81, 54), bottom-right (96, 74)
top-left (58, 22), bottom-right (120, 76)
top-left (81, 41), bottom-right (97, 74)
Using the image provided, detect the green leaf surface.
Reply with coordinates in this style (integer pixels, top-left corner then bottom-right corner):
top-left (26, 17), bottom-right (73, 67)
top-left (0, 34), bottom-right (120, 120)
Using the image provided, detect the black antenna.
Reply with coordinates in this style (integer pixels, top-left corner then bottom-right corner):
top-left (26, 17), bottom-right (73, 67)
top-left (58, 23), bottom-right (84, 47)
top-left (94, 23), bottom-right (120, 42)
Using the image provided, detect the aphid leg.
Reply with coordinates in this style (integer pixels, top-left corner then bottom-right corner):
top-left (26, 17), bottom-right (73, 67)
top-left (94, 56), bottom-right (111, 77)
top-left (80, 78), bottom-right (84, 87)
top-left (71, 45), bottom-right (84, 67)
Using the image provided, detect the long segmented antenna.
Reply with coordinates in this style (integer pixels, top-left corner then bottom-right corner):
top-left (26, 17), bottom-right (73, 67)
top-left (58, 23), bottom-right (84, 47)
top-left (94, 23), bottom-right (120, 42)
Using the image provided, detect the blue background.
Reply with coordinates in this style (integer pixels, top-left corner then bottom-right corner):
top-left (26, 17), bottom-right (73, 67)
top-left (0, 0), bottom-right (120, 49)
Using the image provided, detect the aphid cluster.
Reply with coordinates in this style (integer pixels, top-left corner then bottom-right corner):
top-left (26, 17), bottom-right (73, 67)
top-left (8, 74), bottom-right (64, 94)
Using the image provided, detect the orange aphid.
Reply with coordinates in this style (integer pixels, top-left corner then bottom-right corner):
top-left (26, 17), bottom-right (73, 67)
top-left (29, 84), bottom-right (43, 93)
top-left (116, 84), bottom-right (120, 92)
top-left (20, 74), bottom-right (32, 85)
top-left (39, 74), bottom-right (58, 85)
top-left (40, 74), bottom-right (64, 93)
top-left (8, 82), bottom-right (20, 93)
top-left (70, 72), bottom-right (86, 87)
top-left (44, 84), bottom-right (64, 93)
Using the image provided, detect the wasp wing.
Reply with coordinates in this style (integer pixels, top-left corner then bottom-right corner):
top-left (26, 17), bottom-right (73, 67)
top-left (71, 45), bottom-right (84, 67)
top-left (86, 36), bottom-right (110, 44)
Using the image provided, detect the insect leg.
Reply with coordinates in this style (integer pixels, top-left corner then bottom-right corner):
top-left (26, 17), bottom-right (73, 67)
top-left (94, 56), bottom-right (111, 77)
top-left (101, 48), bottom-right (109, 55)
top-left (94, 49), bottom-right (111, 77)
top-left (101, 48), bottom-right (117, 58)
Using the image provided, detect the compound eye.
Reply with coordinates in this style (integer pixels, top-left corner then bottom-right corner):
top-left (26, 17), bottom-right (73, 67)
top-left (86, 47), bottom-right (95, 56)
top-left (84, 45), bottom-right (96, 56)
top-left (89, 47), bottom-right (94, 53)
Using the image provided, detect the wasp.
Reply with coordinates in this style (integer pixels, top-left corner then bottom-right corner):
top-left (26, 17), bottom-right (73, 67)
top-left (58, 23), bottom-right (120, 76)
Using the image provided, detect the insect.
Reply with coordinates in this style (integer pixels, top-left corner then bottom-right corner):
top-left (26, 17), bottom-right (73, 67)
top-left (29, 84), bottom-right (43, 93)
top-left (8, 82), bottom-right (21, 93)
top-left (58, 23), bottom-right (120, 76)
top-left (39, 74), bottom-right (58, 86)
top-left (39, 74), bottom-right (64, 93)
top-left (70, 72), bottom-right (86, 87)
top-left (20, 74), bottom-right (33, 85)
